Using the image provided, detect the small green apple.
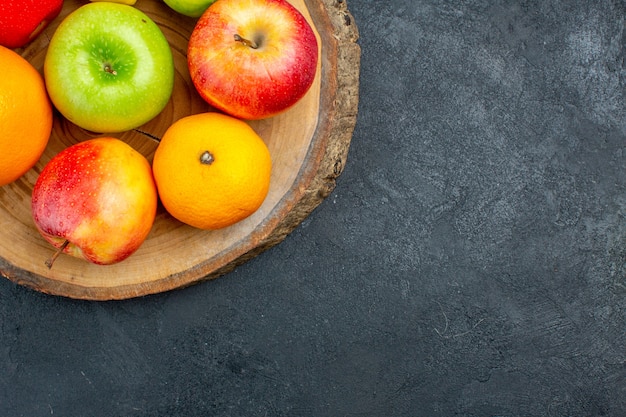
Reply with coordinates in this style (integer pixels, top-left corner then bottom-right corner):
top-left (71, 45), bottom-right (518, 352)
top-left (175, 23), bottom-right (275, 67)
top-left (44, 2), bottom-right (174, 133)
top-left (163, 0), bottom-right (217, 18)
top-left (90, 0), bottom-right (137, 4)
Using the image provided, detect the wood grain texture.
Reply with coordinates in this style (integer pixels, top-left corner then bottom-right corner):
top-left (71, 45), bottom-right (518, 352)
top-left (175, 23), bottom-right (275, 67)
top-left (0, 0), bottom-right (360, 300)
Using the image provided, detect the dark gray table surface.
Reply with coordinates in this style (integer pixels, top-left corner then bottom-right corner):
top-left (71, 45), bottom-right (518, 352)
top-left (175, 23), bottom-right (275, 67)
top-left (2, 1), bottom-right (625, 416)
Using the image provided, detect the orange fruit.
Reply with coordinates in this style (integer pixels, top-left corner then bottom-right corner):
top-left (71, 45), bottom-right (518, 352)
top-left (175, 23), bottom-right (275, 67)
top-left (152, 112), bottom-right (272, 230)
top-left (0, 45), bottom-right (53, 186)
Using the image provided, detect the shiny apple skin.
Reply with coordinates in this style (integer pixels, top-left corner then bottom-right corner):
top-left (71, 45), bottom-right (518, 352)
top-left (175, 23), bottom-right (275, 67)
top-left (31, 138), bottom-right (157, 266)
top-left (44, 3), bottom-right (174, 133)
top-left (187, 0), bottom-right (319, 120)
top-left (0, 0), bottom-right (63, 49)
top-left (163, 0), bottom-right (216, 18)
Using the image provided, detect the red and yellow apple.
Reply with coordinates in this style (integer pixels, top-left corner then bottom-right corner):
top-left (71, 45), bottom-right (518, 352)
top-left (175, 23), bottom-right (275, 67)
top-left (31, 138), bottom-right (157, 267)
top-left (187, 0), bottom-right (319, 120)
top-left (0, 0), bottom-right (64, 49)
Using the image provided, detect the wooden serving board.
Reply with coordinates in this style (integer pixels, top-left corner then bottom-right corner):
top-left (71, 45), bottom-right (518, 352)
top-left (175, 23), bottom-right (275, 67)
top-left (0, 0), bottom-right (360, 300)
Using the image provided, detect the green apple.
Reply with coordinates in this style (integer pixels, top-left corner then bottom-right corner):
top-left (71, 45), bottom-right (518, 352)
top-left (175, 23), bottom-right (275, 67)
top-left (163, 0), bottom-right (217, 18)
top-left (44, 2), bottom-right (174, 133)
top-left (90, 0), bottom-right (137, 4)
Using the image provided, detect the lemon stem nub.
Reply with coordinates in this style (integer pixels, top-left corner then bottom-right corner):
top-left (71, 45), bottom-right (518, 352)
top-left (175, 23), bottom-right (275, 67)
top-left (200, 151), bottom-right (214, 165)
top-left (234, 34), bottom-right (258, 49)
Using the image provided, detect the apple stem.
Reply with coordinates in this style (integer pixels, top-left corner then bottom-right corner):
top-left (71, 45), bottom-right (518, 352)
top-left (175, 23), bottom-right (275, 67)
top-left (45, 240), bottom-right (70, 269)
top-left (200, 151), bottom-right (214, 165)
top-left (103, 63), bottom-right (117, 76)
top-left (234, 34), bottom-right (259, 49)
top-left (134, 129), bottom-right (161, 143)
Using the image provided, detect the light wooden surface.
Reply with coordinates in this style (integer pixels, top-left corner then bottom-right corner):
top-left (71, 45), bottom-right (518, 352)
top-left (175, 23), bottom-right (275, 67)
top-left (0, 0), bottom-right (360, 300)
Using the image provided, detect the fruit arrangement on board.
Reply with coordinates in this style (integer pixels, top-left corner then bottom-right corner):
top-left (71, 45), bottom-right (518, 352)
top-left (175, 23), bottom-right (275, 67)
top-left (0, 0), bottom-right (319, 268)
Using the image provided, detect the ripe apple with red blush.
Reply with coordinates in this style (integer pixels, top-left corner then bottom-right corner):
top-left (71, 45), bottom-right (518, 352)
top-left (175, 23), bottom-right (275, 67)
top-left (31, 138), bottom-right (158, 267)
top-left (0, 0), bottom-right (63, 49)
top-left (187, 0), bottom-right (319, 120)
